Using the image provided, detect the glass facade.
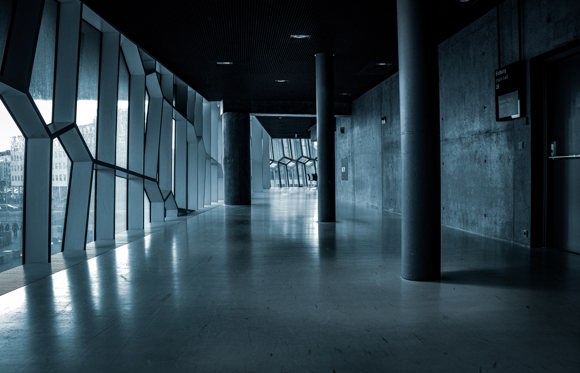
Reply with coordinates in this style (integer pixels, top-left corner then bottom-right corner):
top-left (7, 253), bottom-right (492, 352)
top-left (0, 1), bottom-right (222, 273)
top-left (269, 138), bottom-right (318, 188)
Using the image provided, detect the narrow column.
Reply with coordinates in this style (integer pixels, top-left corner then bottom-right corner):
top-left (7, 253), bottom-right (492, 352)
top-left (315, 52), bottom-right (336, 222)
top-left (223, 112), bottom-right (251, 205)
top-left (127, 74), bottom-right (145, 230)
top-left (397, 0), bottom-right (441, 280)
top-left (95, 31), bottom-right (120, 241)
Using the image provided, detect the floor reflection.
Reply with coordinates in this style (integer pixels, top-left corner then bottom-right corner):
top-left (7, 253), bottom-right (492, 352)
top-left (0, 189), bottom-right (579, 372)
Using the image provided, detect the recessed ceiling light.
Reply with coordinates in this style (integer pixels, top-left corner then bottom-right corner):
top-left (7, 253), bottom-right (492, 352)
top-left (275, 79), bottom-right (289, 83)
top-left (376, 62), bottom-right (392, 67)
top-left (290, 34), bottom-right (311, 39)
top-left (216, 61), bottom-right (233, 65)
top-left (339, 92), bottom-right (351, 96)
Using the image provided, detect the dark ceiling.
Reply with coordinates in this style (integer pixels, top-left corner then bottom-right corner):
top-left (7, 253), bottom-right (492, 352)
top-left (256, 116), bottom-right (316, 139)
top-left (81, 0), bottom-right (501, 137)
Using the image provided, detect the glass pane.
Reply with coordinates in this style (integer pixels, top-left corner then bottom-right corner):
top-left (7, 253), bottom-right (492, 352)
top-left (0, 102), bottom-right (24, 272)
top-left (292, 167), bottom-right (300, 187)
top-left (306, 163), bottom-right (317, 185)
top-left (298, 164), bottom-right (305, 187)
top-left (86, 172), bottom-right (95, 243)
top-left (51, 139), bottom-right (70, 254)
top-left (301, 139), bottom-right (310, 158)
top-left (310, 140), bottom-right (318, 159)
top-left (282, 139), bottom-right (292, 158)
top-left (144, 190), bottom-right (150, 228)
top-left (271, 166), bottom-right (279, 188)
top-left (172, 119), bottom-right (175, 194)
top-left (272, 139), bottom-right (283, 161)
top-left (145, 90), bottom-right (149, 131)
top-left (115, 177), bottom-right (127, 233)
top-left (77, 22), bottom-right (100, 158)
top-left (292, 139), bottom-right (302, 158)
top-left (117, 54), bottom-right (129, 169)
top-left (279, 165), bottom-right (288, 188)
top-left (0, 0), bottom-right (13, 67)
top-left (30, 0), bottom-right (57, 124)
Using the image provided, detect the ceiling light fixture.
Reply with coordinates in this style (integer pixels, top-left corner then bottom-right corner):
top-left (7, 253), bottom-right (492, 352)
top-left (216, 61), bottom-right (233, 65)
top-left (290, 34), bottom-right (311, 39)
top-left (339, 92), bottom-right (351, 96)
top-left (375, 62), bottom-right (392, 67)
top-left (275, 79), bottom-right (289, 83)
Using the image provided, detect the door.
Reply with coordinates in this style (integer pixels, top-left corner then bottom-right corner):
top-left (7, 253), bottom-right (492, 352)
top-left (547, 52), bottom-right (580, 254)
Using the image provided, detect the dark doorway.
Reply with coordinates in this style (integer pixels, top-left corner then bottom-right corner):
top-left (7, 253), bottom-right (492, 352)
top-left (540, 49), bottom-right (580, 254)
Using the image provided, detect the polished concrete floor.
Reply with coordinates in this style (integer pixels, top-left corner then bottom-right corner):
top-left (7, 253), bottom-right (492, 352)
top-left (0, 188), bottom-right (579, 372)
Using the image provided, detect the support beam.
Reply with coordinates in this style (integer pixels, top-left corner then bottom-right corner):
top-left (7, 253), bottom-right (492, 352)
top-left (397, 0), bottom-right (441, 281)
top-left (315, 52), bottom-right (336, 222)
top-left (53, 0), bottom-right (81, 124)
top-left (174, 116), bottom-right (187, 208)
top-left (23, 138), bottom-right (51, 263)
top-left (187, 124), bottom-right (198, 211)
top-left (0, 0), bottom-right (43, 91)
top-left (95, 31), bottom-right (120, 241)
top-left (210, 102), bottom-right (219, 203)
top-left (128, 74), bottom-right (145, 230)
top-left (63, 161), bottom-right (93, 251)
top-left (197, 138), bottom-right (206, 208)
top-left (223, 112), bottom-right (251, 205)
top-left (158, 100), bottom-right (173, 195)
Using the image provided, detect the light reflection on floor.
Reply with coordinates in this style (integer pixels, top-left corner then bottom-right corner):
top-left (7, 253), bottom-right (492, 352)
top-left (0, 188), bottom-right (579, 372)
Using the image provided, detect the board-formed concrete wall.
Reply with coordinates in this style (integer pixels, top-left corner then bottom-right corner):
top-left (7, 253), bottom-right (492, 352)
top-left (336, 0), bottom-right (580, 246)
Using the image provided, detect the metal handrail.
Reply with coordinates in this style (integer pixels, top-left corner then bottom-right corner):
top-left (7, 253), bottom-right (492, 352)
top-left (549, 154), bottom-right (580, 160)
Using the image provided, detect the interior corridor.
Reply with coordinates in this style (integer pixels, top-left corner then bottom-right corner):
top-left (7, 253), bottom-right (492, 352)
top-left (1, 189), bottom-right (579, 372)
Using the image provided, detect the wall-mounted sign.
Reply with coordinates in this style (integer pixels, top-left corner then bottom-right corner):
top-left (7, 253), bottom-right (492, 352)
top-left (495, 60), bottom-right (526, 121)
top-left (341, 158), bottom-right (348, 181)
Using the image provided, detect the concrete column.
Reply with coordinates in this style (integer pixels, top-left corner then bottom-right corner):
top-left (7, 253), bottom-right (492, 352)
top-left (397, 0), bottom-right (441, 281)
top-left (223, 112), bottom-right (251, 205)
top-left (315, 52), bottom-right (336, 222)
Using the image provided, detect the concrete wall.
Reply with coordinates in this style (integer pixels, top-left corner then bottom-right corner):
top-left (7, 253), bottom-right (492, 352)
top-left (335, 116), bottom-right (354, 205)
top-left (349, 84), bottom-right (383, 210)
top-left (337, 0), bottom-right (580, 246)
top-left (380, 77), bottom-right (401, 215)
top-left (439, 9), bottom-right (516, 242)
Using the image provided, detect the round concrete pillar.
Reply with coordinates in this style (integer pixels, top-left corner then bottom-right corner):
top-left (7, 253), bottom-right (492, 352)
top-left (315, 52), bottom-right (336, 222)
top-left (223, 112), bottom-right (251, 205)
top-left (397, 0), bottom-right (441, 280)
